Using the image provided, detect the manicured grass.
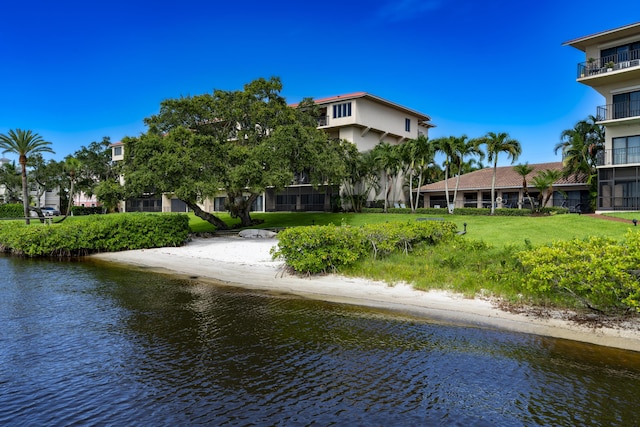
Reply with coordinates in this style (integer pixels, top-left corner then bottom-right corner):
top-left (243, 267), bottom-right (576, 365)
top-left (189, 212), bottom-right (634, 248)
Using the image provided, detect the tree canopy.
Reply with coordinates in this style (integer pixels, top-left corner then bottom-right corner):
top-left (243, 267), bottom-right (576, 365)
top-left (123, 77), bottom-right (351, 228)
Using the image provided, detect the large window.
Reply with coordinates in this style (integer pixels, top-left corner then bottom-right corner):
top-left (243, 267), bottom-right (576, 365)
top-left (613, 90), bottom-right (640, 119)
top-left (333, 102), bottom-right (352, 118)
top-left (613, 135), bottom-right (640, 165)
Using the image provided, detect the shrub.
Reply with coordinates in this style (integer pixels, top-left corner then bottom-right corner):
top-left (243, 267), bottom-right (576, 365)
top-left (516, 231), bottom-right (640, 313)
top-left (272, 220), bottom-right (457, 275)
top-left (0, 213), bottom-right (190, 257)
top-left (0, 203), bottom-right (24, 218)
top-left (71, 206), bottom-right (103, 215)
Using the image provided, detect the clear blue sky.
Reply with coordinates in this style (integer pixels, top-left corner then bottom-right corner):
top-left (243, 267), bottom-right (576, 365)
top-left (2, 0), bottom-right (639, 165)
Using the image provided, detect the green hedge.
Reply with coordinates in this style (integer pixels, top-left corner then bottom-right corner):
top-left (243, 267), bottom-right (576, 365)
top-left (272, 220), bottom-right (457, 274)
top-left (71, 206), bottom-right (103, 215)
top-left (0, 213), bottom-right (190, 257)
top-left (517, 231), bottom-right (640, 313)
top-left (0, 203), bottom-right (24, 218)
top-left (360, 207), bottom-right (570, 216)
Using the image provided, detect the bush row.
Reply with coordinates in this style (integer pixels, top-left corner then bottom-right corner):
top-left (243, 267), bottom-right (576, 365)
top-left (0, 203), bottom-right (25, 218)
top-left (71, 206), bottom-right (104, 215)
top-left (0, 213), bottom-right (190, 257)
top-left (272, 220), bottom-right (457, 274)
top-left (517, 231), bottom-right (640, 312)
top-left (361, 207), bottom-right (569, 216)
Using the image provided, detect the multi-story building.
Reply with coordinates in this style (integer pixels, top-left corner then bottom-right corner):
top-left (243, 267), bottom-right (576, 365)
top-left (112, 92), bottom-right (433, 212)
top-left (564, 22), bottom-right (640, 211)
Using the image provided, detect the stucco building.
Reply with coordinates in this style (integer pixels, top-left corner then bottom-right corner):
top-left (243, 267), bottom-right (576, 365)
top-left (564, 22), bottom-right (640, 212)
top-left (113, 92), bottom-right (433, 212)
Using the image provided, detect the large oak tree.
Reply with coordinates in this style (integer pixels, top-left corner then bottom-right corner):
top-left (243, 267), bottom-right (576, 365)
top-left (123, 77), bottom-right (351, 229)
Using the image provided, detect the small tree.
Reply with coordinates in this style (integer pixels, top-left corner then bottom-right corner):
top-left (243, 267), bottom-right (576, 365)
top-left (0, 129), bottom-right (54, 224)
top-left (531, 169), bottom-right (563, 210)
top-left (513, 162), bottom-right (535, 209)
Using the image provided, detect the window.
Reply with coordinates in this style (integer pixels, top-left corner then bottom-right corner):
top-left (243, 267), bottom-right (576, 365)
top-left (333, 102), bottom-right (352, 118)
top-left (113, 146), bottom-right (122, 156)
top-left (405, 118), bottom-right (411, 132)
top-left (613, 90), bottom-right (640, 119)
top-left (613, 135), bottom-right (640, 165)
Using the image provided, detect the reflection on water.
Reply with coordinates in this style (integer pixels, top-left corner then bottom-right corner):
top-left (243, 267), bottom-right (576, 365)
top-left (1, 255), bottom-right (639, 426)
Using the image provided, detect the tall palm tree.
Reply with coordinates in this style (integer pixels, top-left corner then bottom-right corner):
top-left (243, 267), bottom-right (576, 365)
top-left (432, 136), bottom-right (459, 213)
top-left (474, 132), bottom-right (522, 215)
top-left (555, 116), bottom-right (604, 210)
top-left (373, 142), bottom-right (402, 213)
top-left (451, 135), bottom-right (483, 212)
top-left (513, 162), bottom-right (535, 210)
top-left (64, 157), bottom-right (82, 218)
top-left (400, 135), bottom-right (435, 212)
top-left (0, 129), bottom-right (54, 224)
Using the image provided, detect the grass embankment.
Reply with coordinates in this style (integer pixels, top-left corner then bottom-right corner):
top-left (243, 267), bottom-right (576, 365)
top-left (190, 211), bottom-right (639, 311)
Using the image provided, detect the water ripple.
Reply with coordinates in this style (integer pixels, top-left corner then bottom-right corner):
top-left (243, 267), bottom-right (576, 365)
top-left (1, 257), bottom-right (640, 426)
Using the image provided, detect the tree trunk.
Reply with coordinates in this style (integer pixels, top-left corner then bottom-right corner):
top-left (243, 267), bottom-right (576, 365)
top-left (237, 193), bottom-right (258, 227)
top-left (444, 162), bottom-right (451, 214)
top-left (185, 200), bottom-right (230, 230)
top-left (490, 159), bottom-right (497, 215)
top-left (413, 171), bottom-right (424, 213)
top-left (20, 159), bottom-right (29, 225)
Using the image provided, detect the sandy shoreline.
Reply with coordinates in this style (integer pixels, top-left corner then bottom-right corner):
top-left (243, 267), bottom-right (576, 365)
top-left (89, 237), bottom-right (640, 352)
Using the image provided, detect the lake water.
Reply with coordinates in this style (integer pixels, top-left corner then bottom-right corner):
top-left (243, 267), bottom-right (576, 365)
top-left (1, 255), bottom-right (640, 426)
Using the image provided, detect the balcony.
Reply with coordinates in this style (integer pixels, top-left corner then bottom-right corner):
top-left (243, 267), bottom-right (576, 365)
top-left (576, 49), bottom-right (640, 79)
top-left (318, 115), bottom-right (329, 127)
top-left (596, 100), bottom-right (640, 121)
top-left (597, 146), bottom-right (640, 166)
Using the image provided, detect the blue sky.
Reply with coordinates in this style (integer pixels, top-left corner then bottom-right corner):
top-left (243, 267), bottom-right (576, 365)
top-left (1, 0), bottom-right (639, 165)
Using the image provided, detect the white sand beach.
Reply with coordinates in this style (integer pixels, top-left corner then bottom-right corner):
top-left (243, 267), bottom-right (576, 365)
top-left (90, 236), bottom-right (640, 352)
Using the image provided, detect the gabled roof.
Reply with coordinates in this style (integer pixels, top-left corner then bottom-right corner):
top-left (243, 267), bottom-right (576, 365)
top-left (562, 22), bottom-right (640, 51)
top-left (290, 92), bottom-right (433, 125)
top-left (419, 162), bottom-right (588, 193)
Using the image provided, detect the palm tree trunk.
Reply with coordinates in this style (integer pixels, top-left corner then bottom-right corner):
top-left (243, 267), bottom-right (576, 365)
top-left (491, 159), bottom-right (497, 215)
top-left (20, 160), bottom-right (29, 225)
top-left (444, 161), bottom-right (451, 213)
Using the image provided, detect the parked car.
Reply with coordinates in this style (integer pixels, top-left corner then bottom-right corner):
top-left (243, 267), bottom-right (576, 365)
top-left (41, 207), bottom-right (61, 216)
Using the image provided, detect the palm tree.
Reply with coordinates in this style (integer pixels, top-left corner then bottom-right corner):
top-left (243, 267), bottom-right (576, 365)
top-left (474, 132), bottom-right (522, 215)
top-left (432, 136), bottom-right (459, 214)
top-left (513, 163), bottom-right (535, 210)
top-left (451, 135), bottom-right (483, 212)
top-left (400, 135), bottom-right (435, 212)
top-left (531, 169), bottom-right (563, 210)
top-left (0, 129), bottom-right (54, 224)
top-left (373, 142), bottom-right (402, 213)
top-left (64, 157), bottom-right (82, 218)
top-left (555, 116), bottom-right (604, 210)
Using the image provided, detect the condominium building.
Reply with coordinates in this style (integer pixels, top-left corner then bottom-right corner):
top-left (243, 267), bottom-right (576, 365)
top-left (113, 92), bottom-right (433, 212)
top-left (564, 22), bottom-right (640, 211)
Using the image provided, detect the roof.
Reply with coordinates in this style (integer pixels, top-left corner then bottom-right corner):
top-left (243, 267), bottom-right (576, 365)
top-left (562, 22), bottom-right (640, 51)
top-left (290, 92), bottom-right (433, 124)
top-left (419, 162), bottom-right (588, 193)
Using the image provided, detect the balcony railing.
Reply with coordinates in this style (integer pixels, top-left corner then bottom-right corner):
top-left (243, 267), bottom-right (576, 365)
top-left (576, 48), bottom-right (640, 78)
top-left (318, 116), bottom-right (329, 126)
top-left (597, 146), bottom-right (640, 166)
top-left (596, 100), bottom-right (640, 121)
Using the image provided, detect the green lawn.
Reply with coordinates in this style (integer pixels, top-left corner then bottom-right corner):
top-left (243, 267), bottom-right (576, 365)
top-left (189, 211), bottom-right (635, 248)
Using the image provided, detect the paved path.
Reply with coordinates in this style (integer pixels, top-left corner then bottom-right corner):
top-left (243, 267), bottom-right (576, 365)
top-left (583, 213), bottom-right (635, 224)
